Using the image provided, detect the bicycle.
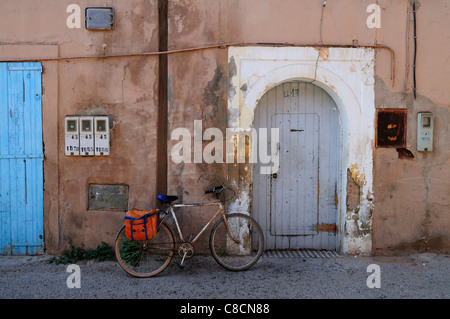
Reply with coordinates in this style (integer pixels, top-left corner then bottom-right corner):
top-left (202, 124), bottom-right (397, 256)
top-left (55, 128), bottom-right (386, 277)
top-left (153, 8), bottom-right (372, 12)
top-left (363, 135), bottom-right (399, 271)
top-left (115, 185), bottom-right (264, 277)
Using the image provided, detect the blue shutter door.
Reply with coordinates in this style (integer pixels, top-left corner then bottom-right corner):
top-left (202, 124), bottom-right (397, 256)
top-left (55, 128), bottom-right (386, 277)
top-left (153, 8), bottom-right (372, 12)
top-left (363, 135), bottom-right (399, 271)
top-left (0, 62), bottom-right (44, 255)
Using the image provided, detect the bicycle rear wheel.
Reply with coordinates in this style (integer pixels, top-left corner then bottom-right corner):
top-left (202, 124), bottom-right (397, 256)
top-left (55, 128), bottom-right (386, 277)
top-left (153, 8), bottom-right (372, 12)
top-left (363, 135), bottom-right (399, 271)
top-left (115, 222), bottom-right (174, 278)
top-left (209, 213), bottom-right (264, 271)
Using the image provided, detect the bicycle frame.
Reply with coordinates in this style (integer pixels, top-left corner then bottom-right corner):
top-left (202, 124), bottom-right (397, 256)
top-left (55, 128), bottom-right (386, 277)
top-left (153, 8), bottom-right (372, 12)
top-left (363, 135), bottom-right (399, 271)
top-left (162, 200), bottom-right (238, 245)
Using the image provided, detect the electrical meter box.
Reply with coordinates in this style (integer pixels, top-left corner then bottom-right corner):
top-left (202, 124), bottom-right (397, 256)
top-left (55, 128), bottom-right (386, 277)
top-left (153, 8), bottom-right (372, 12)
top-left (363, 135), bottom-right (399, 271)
top-left (80, 116), bottom-right (94, 156)
top-left (417, 112), bottom-right (434, 152)
top-left (94, 116), bottom-right (110, 156)
top-left (65, 117), bottom-right (80, 156)
top-left (85, 7), bottom-right (114, 30)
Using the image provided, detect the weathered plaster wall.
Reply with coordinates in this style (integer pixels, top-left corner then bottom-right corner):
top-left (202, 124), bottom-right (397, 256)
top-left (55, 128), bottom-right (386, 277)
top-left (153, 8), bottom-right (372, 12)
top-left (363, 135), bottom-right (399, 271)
top-left (167, 51), bottom-right (229, 253)
top-left (0, 0), bottom-right (160, 252)
top-left (371, 1), bottom-right (450, 254)
top-left (57, 56), bottom-right (159, 250)
top-left (1, 0), bottom-right (448, 254)
top-left (373, 80), bottom-right (450, 254)
top-left (167, 0), bottom-right (449, 254)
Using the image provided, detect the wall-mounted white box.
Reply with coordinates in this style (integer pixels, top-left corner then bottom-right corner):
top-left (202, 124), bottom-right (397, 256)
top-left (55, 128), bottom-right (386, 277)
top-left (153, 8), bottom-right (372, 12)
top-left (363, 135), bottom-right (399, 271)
top-left (417, 112), bottom-right (434, 152)
top-left (94, 116), bottom-right (110, 156)
top-left (80, 116), bottom-right (94, 156)
top-left (65, 117), bottom-right (80, 156)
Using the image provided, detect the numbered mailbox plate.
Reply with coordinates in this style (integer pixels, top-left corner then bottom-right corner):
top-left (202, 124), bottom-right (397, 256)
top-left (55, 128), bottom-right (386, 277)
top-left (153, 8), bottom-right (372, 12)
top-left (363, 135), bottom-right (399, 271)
top-left (94, 116), bottom-right (110, 156)
top-left (65, 117), bottom-right (80, 156)
top-left (80, 116), bottom-right (94, 156)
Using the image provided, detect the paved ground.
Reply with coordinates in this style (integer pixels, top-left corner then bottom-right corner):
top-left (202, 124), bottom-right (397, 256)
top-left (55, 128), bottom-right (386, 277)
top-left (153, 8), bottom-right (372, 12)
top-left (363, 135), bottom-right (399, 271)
top-left (1, 252), bottom-right (448, 301)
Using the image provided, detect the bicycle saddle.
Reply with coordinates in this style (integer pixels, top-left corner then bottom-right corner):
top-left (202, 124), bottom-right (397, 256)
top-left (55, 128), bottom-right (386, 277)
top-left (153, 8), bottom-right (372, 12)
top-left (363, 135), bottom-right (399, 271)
top-left (157, 194), bottom-right (179, 204)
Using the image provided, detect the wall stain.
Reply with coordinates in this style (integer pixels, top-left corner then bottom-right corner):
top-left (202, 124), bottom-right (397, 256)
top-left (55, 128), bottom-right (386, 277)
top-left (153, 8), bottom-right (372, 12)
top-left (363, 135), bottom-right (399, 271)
top-left (203, 62), bottom-right (225, 109)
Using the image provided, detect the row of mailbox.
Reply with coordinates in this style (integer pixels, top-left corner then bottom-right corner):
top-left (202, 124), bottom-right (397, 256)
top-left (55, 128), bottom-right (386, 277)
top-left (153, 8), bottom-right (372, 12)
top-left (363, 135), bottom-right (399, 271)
top-left (65, 116), bottom-right (110, 156)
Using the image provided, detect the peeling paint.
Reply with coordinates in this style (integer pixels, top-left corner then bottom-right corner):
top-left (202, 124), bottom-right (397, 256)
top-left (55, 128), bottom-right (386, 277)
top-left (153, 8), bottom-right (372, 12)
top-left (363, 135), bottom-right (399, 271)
top-left (346, 169), bottom-right (360, 211)
top-left (316, 47), bottom-right (329, 60)
top-left (348, 164), bottom-right (366, 186)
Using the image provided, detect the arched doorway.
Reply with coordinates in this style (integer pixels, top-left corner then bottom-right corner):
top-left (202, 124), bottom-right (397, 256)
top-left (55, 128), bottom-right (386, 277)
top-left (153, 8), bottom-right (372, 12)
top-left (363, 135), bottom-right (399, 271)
top-left (228, 46), bottom-right (376, 255)
top-left (252, 81), bottom-right (340, 250)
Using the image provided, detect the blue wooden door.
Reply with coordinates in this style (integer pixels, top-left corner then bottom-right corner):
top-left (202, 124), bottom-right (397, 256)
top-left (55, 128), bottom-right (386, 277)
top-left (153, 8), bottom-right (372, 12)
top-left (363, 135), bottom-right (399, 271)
top-left (0, 62), bottom-right (44, 255)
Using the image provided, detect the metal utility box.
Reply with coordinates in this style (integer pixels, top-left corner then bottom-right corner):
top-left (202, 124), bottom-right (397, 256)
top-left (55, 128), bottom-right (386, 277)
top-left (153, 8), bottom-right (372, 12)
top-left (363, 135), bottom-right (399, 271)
top-left (80, 116), bottom-right (94, 156)
top-left (85, 7), bottom-right (114, 30)
top-left (94, 116), bottom-right (110, 156)
top-left (376, 109), bottom-right (407, 148)
top-left (65, 116), bottom-right (80, 156)
top-left (417, 112), bottom-right (434, 151)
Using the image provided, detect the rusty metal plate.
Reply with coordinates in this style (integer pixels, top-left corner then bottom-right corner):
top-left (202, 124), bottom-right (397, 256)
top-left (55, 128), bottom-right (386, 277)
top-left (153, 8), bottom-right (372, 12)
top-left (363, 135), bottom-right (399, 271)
top-left (313, 223), bottom-right (337, 233)
top-left (376, 109), bottom-right (407, 148)
top-left (88, 184), bottom-right (129, 211)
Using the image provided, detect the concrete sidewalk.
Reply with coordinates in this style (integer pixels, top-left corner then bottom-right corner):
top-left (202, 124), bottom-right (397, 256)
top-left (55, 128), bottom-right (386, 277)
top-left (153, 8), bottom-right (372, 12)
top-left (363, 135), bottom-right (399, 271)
top-left (0, 252), bottom-right (449, 299)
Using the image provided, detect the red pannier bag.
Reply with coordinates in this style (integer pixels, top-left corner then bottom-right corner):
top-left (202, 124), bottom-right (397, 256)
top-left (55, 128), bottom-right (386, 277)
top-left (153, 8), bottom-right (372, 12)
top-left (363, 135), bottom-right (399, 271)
top-left (124, 209), bottom-right (159, 241)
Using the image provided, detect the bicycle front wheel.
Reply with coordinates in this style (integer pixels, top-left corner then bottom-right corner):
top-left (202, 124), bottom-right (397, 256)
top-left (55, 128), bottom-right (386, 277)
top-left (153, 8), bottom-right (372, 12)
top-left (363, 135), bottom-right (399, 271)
top-left (115, 222), bottom-right (174, 278)
top-left (209, 213), bottom-right (264, 271)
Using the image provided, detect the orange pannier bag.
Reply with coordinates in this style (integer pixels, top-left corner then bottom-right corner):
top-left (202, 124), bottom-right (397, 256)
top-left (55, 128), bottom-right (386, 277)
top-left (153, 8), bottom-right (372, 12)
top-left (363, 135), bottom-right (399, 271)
top-left (124, 209), bottom-right (159, 241)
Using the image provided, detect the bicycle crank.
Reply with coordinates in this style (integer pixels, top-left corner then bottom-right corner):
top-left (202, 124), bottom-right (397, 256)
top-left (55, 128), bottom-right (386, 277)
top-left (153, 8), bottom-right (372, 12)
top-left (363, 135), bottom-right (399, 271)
top-left (178, 242), bottom-right (194, 268)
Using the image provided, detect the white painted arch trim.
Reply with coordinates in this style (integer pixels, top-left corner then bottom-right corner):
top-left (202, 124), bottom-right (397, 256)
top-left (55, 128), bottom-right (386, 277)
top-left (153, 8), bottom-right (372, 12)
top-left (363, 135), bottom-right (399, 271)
top-left (228, 46), bottom-right (375, 255)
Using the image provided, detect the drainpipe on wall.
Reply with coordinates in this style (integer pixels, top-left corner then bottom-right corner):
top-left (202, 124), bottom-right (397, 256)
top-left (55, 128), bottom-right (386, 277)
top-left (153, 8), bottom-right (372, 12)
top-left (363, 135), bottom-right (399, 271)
top-left (157, 0), bottom-right (168, 196)
top-left (412, 0), bottom-right (417, 99)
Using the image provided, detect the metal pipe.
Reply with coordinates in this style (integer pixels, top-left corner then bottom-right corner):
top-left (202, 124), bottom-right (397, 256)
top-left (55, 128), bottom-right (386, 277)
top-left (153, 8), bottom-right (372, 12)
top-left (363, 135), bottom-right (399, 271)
top-left (0, 41), bottom-right (395, 87)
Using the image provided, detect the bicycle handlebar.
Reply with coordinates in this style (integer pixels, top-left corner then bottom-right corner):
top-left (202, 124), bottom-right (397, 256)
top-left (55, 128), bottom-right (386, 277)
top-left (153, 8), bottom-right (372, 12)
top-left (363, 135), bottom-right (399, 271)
top-left (204, 185), bottom-right (225, 194)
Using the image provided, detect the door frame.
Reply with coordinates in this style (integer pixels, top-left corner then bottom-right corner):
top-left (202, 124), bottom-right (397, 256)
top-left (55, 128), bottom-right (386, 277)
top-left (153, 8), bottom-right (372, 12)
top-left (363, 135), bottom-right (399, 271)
top-left (227, 46), bottom-right (376, 255)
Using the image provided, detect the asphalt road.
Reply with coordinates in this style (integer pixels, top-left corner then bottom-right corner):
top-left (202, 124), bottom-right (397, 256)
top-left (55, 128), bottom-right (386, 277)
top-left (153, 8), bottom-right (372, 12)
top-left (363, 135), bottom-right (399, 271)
top-left (1, 252), bottom-right (448, 301)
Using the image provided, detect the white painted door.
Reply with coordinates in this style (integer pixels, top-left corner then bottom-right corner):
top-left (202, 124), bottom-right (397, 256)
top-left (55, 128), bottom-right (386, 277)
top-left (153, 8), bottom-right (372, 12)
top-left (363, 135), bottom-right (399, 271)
top-left (252, 81), bottom-right (340, 250)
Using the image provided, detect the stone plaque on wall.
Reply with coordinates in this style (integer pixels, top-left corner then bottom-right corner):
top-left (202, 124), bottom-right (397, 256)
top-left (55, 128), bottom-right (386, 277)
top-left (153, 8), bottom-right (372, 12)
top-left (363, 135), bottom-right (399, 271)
top-left (88, 184), bottom-right (129, 211)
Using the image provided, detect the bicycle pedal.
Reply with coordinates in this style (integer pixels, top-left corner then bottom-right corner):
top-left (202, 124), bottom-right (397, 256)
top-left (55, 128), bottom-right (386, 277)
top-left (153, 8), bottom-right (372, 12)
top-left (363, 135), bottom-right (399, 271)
top-left (177, 263), bottom-right (185, 269)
